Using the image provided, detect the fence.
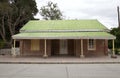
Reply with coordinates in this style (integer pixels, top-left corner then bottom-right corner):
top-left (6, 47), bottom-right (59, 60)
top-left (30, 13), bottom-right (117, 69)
top-left (0, 48), bottom-right (20, 55)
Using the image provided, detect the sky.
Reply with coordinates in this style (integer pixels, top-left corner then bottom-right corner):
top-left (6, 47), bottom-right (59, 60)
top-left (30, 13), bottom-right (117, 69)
top-left (35, 0), bottom-right (120, 29)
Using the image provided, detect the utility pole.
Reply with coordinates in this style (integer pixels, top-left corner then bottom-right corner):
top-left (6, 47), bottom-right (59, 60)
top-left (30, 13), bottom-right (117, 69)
top-left (117, 6), bottom-right (120, 28)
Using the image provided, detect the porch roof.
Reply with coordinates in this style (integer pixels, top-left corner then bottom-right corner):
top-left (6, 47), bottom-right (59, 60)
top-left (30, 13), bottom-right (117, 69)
top-left (12, 32), bottom-right (116, 39)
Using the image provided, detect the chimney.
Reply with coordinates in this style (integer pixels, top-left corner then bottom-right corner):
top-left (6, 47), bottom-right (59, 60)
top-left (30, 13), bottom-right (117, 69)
top-left (117, 6), bottom-right (120, 28)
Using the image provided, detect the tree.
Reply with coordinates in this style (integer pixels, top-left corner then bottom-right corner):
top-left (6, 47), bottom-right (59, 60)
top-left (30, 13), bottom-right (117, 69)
top-left (108, 28), bottom-right (120, 49)
top-left (0, 0), bottom-right (38, 47)
top-left (40, 1), bottom-right (63, 20)
top-left (0, 0), bottom-right (13, 46)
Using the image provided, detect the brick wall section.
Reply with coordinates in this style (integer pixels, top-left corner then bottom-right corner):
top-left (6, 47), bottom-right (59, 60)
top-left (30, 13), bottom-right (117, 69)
top-left (75, 39), bottom-right (108, 57)
top-left (96, 40), bottom-right (108, 56)
top-left (20, 40), bottom-right (23, 55)
top-left (20, 39), bottom-right (108, 57)
top-left (104, 40), bottom-right (108, 55)
top-left (46, 40), bottom-right (51, 56)
top-left (83, 39), bottom-right (88, 56)
top-left (21, 40), bottom-right (44, 56)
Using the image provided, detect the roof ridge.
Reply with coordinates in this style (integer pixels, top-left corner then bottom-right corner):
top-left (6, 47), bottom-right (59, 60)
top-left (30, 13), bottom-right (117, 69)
top-left (20, 29), bottom-right (109, 33)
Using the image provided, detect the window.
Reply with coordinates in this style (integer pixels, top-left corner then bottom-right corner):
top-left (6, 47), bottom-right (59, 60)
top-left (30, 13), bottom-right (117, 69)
top-left (88, 39), bottom-right (96, 50)
top-left (31, 40), bottom-right (40, 51)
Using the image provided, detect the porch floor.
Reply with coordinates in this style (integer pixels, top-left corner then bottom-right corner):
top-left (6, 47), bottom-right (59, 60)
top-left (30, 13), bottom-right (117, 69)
top-left (0, 55), bottom-right (120, 64)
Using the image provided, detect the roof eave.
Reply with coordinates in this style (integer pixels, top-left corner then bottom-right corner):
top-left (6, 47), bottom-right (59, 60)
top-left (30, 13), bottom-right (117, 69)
top-left (12, 36), bottom-right (116, 40)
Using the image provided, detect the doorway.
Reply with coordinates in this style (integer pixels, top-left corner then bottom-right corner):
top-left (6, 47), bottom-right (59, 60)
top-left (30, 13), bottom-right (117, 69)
top-left (60, 40), bottom-right (68, 54)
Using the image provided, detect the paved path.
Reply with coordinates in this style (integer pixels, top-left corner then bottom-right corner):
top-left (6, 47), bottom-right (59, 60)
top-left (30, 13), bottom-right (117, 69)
top-left (0, 64), bottom-right (120, 78)
top-left (0, 55), bottom-right (120, 64)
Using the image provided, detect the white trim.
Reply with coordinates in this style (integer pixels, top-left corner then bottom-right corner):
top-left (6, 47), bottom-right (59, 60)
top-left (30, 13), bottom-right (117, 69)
top-left (80, 39), bottom-right (84, 58)
top-left (43, 39), bottom-right (48, 57)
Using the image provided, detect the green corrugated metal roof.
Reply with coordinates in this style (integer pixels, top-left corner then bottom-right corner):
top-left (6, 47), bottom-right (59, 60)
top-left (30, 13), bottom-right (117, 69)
top-left (12, 20), bottom-right (115, 39)
top-left (20, 20), bottom-right (108, 32)
top-left (12, 32), bottom-right (116, 39)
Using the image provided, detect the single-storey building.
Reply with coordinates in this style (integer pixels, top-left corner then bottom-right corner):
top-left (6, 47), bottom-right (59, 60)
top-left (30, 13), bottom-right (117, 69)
top-left (12, 20), bottom-right (116, 57)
